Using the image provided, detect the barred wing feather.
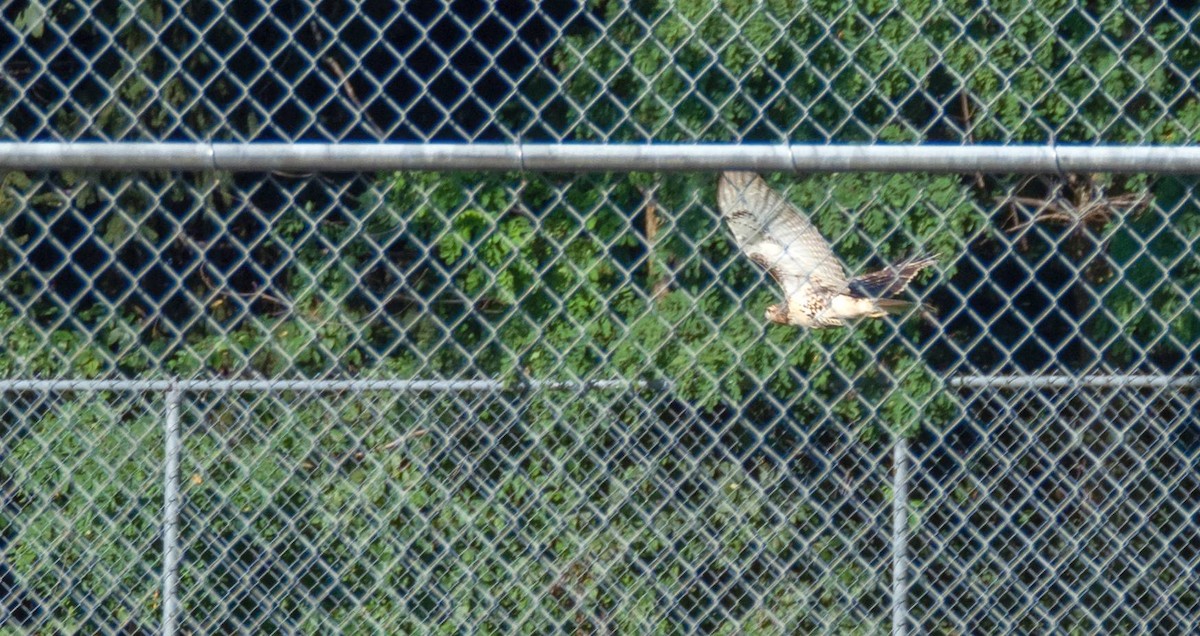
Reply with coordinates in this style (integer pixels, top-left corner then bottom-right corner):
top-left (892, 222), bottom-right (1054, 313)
top-left (717, 172), bottom-right (848, 297)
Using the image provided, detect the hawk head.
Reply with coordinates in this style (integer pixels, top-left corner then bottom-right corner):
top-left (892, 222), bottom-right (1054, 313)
top-left (765, 304), bottom-right (789, 325)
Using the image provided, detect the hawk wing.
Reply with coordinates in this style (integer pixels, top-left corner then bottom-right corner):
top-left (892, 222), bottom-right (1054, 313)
top-left (717, 172), bottom-right (848, 297)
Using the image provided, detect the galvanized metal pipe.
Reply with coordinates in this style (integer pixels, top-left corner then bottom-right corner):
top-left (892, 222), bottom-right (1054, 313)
top-left (3, 375), bottom-right (1186, 393)
top-left (891, 436), bottom-right (911, 636)
top-left (3, 142), bottom-right (1200, 173)
top-left (0, 378), bottom-right (652, 393)
top-left (161, 384), bottom-right (183, 636)
top-left (947, 374), bottom-right (1200, 390)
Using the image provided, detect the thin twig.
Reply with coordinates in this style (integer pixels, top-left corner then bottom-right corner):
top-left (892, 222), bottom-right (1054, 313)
top-left (959, 92), bottom-right (986, 191)
top-left (309, 22), bottom-right (385, 139)
top-left (999, 175), bottom-right (1150, 233)
top-left (378, 429), bottom-right (428, 451)
top-left (181, 235), bottom-right (292, 313)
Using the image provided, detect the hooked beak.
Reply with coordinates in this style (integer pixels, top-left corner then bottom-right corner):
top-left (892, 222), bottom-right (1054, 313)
top-left (765, 304), bottom-right (788, 325)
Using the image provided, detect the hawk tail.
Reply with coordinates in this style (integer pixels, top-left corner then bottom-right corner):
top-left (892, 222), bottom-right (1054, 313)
top-left (848, 255), bottom-right (937, 298)
top-left (874, 298), bottom-right (939, 322)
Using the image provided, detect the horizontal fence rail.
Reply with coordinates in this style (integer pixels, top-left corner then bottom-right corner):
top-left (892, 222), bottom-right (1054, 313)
top-left (947, 374), bottom-right (1200, 390)
top-left (6, 142), bottom-right (1200, 173)
top-left (0, 378), bottom-right (657, 393)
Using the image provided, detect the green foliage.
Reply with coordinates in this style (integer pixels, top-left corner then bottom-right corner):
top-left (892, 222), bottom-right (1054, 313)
top-left (1095, 178), bottom-right (1200, 364)
top-left (547, 0), bottom-right (1200, 144)
top-left (5, 0), bottom-right (1200, 633)
top-left (3, 394), bottom-right (163, 632)
top-left (4, 390), bottom-right (896, 634)
top-left (938, 0), bottom-right (1200, 142)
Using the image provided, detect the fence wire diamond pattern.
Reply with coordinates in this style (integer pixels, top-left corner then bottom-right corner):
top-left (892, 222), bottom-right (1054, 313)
top-left (3, 1), bottom-right (1200, 634)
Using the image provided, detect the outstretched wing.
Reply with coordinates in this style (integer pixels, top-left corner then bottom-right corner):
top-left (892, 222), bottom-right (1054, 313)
top-left (717, 172), bottom-right (848, 297)
top-left (847, 255), bottom-right (937, 298)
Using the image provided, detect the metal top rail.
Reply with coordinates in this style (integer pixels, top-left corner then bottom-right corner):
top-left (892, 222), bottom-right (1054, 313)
top-left (3, 142), bottom-right (1200, 173)
top-left (947, 374), bottom-right (1200, 389)
top-left (0, 378), bottom-right (652, 393)
top-left (1, 375), bottom-right (1191, 393)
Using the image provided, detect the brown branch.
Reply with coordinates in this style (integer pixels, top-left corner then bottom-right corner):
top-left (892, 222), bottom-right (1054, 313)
top-left (323, 53), bottom-right (386, 139)
top-left (182, 235), bottom-right (292, 314)
top-left (378, 429), bottom-right (428, 451)
top-left (1005, 212), bottom-right (1079, 232)
top-left (1009, 195), bottom-right (1062, 209)
top-left (1000, 182), bottom-right (1150, 233)
top-left (643, 192), bottom-right (671, 302)
top-left (309, 22), bottom-right (385, 139)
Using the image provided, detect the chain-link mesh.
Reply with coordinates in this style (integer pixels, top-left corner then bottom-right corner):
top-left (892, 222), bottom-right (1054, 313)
top-left (4, 1), bottom-right (1200, 634)
top-left (3, 388), bottom-right (166, 630)
top-left (912, 381), bottom-right (1200, 634)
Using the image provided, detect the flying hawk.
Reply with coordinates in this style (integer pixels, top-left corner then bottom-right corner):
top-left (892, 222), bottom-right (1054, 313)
top-left (717, 171), bottom-right (936, 329)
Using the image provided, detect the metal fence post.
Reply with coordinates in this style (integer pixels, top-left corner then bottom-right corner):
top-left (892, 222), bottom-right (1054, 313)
top-left (162, 383), bottom-right (183, 636)
top-left (891, 435), bottom-right (910, 636)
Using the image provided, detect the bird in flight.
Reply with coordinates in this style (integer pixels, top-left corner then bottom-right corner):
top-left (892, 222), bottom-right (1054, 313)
top-left (717, 171), bottom-right (936, 329)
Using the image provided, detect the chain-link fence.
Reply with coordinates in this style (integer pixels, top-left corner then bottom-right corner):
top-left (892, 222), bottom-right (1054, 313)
top-left (4, 1), bottom-right (1200, 634)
